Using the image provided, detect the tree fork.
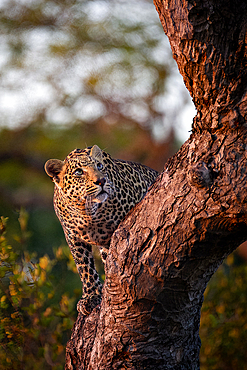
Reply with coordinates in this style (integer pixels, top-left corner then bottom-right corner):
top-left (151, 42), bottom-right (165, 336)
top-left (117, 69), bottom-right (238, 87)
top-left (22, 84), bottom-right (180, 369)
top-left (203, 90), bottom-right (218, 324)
top-left (65, 0), bottom-right (247, 368)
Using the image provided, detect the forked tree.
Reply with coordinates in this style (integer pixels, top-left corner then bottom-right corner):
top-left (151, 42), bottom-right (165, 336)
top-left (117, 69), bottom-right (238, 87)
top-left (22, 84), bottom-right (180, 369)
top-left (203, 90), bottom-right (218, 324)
top-left (65, 0), bottom-right (247, 368)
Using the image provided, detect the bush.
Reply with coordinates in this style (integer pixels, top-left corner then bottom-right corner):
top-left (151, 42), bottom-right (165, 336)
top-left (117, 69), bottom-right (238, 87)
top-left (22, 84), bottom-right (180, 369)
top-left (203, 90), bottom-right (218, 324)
top-left (200, 253), bottom-right (247, 370)
top-left (0, 215), bottom-right (77, 370)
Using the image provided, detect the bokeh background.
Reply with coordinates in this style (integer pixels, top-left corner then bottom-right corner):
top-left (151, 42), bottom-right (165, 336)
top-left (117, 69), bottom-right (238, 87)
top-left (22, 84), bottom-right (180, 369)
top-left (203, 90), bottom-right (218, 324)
top-left (0, 1), bottom-right (246, 369)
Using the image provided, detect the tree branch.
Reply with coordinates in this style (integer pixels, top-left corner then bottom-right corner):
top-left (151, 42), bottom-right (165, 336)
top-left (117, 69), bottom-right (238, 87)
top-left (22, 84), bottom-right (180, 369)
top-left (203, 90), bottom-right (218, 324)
top-left (154, 0), bottom-right (247, 132)
top-left (65, 0), bottom-right (247, 368)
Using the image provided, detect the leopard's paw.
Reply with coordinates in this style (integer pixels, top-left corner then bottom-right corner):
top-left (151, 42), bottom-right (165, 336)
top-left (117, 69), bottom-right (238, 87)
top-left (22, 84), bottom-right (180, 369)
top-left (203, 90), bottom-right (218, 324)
top-left (77, 293), bottom-right (102, 316)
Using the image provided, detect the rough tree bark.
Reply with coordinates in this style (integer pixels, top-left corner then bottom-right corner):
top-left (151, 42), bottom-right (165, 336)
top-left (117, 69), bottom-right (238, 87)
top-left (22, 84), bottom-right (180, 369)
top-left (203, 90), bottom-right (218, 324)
top-left (65, 0), bottom-right (247, 369)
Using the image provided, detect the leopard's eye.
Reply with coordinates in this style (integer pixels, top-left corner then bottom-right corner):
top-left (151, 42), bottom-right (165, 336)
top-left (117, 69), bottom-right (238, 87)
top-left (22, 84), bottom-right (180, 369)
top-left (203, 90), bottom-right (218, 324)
top-left (74, 168), bottom-right (84, 176)
top-left (97, 162), bottom-right (103, 171)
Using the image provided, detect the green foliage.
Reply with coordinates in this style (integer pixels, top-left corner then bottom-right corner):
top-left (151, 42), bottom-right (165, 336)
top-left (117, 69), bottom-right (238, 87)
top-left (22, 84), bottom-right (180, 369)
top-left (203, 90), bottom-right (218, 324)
top-left (0, 215), bottom-right (78, 370)
top-left (200, 254), bottom-right (247, 370)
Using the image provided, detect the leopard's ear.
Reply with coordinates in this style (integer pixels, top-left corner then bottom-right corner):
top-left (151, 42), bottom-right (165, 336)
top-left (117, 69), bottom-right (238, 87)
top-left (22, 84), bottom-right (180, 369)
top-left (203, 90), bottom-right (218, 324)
top-left (90, 145), bottom-right (103, 161)
top-left (44, 159), bottom-right (64, 181)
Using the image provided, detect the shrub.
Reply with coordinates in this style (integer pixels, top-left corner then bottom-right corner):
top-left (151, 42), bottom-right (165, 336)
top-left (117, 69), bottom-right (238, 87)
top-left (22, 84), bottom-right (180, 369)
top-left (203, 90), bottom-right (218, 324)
top-left (200, 253), bottom-right (247, 370)
top-left (0, 216), bottom-right (77, 370)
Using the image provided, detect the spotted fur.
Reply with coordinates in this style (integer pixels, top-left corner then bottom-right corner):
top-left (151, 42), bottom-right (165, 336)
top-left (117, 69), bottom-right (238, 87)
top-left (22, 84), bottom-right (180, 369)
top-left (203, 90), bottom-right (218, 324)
top-left (45, 145), bottom-right (158, 315)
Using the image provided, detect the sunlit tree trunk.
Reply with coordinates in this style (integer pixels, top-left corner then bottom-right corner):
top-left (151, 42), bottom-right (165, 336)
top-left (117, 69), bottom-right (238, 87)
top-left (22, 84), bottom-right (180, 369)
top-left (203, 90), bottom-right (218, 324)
top-left (65, 0), bottom-right (247, 368)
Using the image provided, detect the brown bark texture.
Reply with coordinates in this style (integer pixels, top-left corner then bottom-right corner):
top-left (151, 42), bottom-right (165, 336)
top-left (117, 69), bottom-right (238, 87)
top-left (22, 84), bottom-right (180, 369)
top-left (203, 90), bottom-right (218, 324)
top-left (65, 0), bottom-right (247, 369)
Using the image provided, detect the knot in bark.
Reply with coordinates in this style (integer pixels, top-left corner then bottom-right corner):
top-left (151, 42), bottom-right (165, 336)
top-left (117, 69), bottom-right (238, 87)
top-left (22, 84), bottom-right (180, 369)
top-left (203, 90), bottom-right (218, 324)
top-left (189, 161), bottom-right (212, 188)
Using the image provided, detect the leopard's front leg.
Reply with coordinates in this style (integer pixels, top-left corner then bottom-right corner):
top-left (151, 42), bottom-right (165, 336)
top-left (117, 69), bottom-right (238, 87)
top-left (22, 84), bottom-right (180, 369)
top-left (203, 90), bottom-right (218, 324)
top-left (99, 246), bottom-right (109, 264)
top-left (67, 237), bottom-right (102, 316)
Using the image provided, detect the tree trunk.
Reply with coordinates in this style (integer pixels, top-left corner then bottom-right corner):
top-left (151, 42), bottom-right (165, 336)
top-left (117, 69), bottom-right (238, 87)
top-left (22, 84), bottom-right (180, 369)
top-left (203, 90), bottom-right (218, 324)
top-left (65, 0), bottom-right (247, 368)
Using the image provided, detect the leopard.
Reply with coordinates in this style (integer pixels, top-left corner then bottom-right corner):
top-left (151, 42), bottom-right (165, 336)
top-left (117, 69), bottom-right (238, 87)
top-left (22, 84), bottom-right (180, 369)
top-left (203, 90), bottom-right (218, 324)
top-left (45, 145), bottom-right (159, 315)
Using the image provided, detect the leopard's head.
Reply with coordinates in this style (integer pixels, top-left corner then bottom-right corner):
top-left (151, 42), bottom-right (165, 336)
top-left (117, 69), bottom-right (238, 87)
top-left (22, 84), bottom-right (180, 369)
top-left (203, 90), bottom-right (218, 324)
top-left (45, 145), bottom-right (114, 216)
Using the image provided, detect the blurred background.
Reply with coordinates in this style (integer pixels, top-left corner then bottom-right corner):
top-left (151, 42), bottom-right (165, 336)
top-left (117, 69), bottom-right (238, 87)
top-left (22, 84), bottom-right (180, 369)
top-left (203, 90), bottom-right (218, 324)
top-left (0, 0), bottom-right (246, 369)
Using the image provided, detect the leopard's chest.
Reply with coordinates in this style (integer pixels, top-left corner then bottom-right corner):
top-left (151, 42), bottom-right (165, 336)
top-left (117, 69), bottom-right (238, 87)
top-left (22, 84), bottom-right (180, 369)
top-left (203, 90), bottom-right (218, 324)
top-left (55, 196), bottom-right (127, 247)
top-left (54, 171), bottom-right (140, 247)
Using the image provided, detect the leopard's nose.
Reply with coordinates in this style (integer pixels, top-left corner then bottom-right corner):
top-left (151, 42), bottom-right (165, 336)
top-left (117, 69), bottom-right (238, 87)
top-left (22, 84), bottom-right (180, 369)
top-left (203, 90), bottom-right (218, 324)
top-left (94, 177), bottom-right (106, 186)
